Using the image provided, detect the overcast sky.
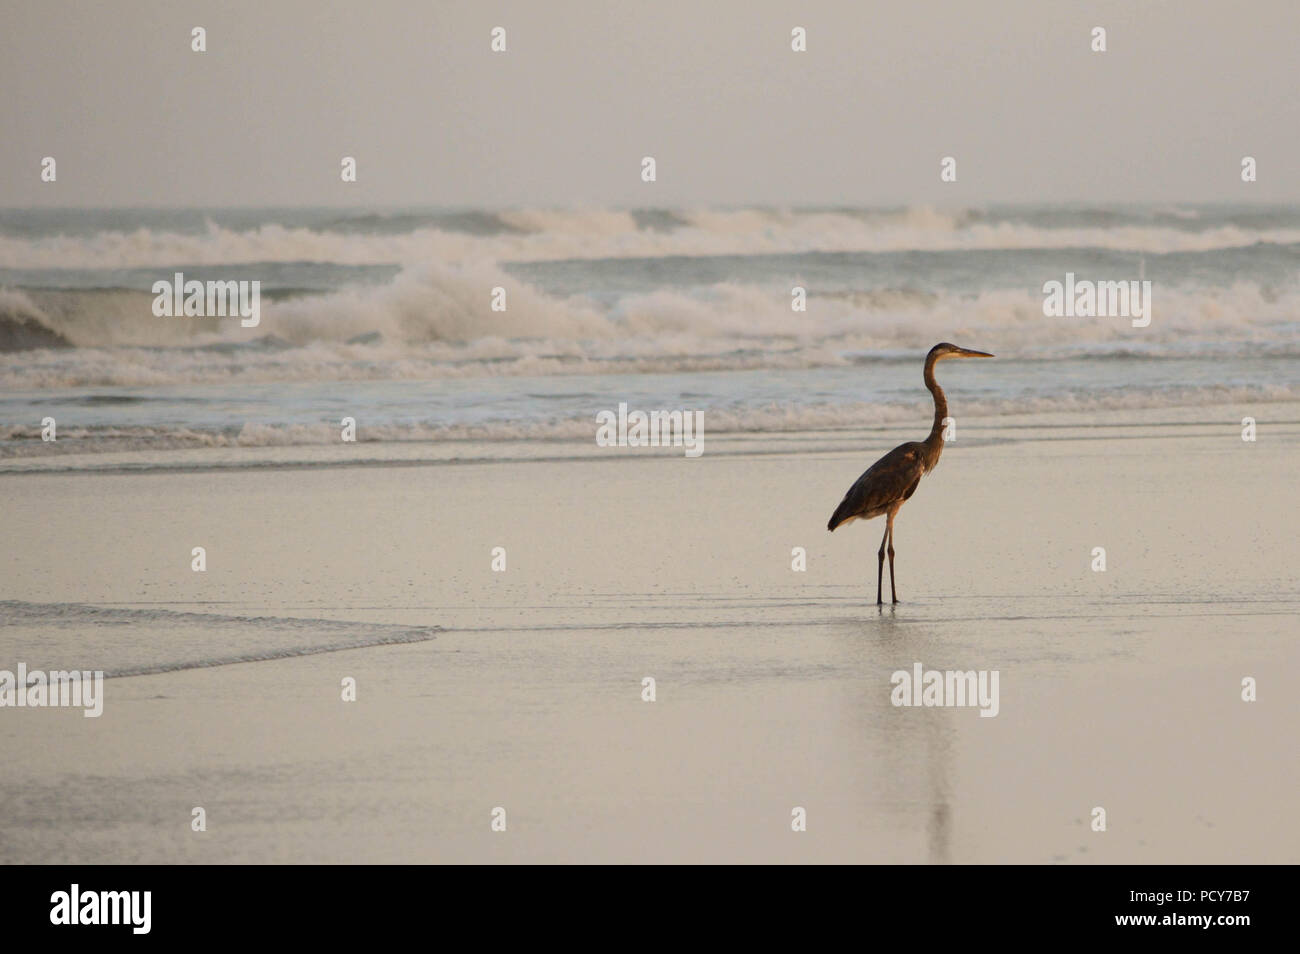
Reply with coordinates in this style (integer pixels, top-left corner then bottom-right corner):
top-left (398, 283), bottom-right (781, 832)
top-left (3, 0), bottom-right (1298, 207)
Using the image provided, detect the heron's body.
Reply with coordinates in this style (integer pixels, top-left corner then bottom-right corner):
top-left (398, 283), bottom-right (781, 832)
top-left (827, 342), bottom-right (993, 604)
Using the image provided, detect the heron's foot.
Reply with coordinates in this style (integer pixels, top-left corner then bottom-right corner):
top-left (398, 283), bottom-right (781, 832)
top-left (892, 598), bottom-right (899, 605)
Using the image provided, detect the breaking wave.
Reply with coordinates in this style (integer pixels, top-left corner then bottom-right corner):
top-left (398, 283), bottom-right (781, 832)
top-left (2, 265), bottom-right (1297, 386)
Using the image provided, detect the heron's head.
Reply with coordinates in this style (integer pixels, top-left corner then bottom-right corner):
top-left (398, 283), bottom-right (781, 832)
top-left (928, 342), bottom-right (995, 362)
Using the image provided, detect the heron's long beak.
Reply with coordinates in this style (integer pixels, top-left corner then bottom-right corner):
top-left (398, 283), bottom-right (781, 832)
top-left (956, 348), bottom-right (994, 358)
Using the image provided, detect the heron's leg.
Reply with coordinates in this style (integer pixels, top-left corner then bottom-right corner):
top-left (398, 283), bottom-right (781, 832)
top-left (886, 512), bottom-right (898, 604)
top-left (876, 522), bottom-right (889, 606)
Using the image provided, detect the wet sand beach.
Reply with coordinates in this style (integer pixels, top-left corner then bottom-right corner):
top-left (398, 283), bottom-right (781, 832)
top-left (2, 404), bottom-right (1295, 863)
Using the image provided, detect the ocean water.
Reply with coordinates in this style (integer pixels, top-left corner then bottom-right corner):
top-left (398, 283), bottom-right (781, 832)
top-left (2, 204), bottom-right (1299, 459)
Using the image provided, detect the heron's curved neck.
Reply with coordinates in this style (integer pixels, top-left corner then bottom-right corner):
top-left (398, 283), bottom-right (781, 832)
top-left (923, 357), bottom-right (948, 451)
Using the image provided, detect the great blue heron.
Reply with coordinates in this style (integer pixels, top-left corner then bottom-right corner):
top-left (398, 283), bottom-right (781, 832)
top-left (827, 342), bottom-right (994, 605)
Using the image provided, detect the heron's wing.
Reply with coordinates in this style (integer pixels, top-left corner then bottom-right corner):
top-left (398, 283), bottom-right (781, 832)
top-left (827, 443), bottom-right (927, 531)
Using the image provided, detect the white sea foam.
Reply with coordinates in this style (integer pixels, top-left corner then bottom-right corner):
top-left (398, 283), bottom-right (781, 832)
top-left (4, 267), bottom-right (1296, 390)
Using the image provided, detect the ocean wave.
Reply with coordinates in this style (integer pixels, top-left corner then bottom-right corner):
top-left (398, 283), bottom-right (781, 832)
top-left (3, 260), bottom-right (1296, 372)
top-left (6, 207), bottom-right (1300, 271)
top-left (0, 288), bottom-right (72, 350)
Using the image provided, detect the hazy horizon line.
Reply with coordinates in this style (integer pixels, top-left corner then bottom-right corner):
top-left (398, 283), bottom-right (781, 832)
top-left (5, 199), bottom-right (1298, 213)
